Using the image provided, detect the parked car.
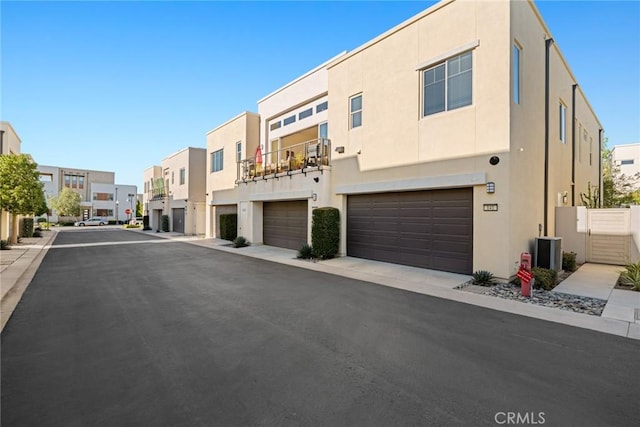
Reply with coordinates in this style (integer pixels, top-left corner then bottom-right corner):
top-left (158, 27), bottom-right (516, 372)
top-left (74, 217), bottom-right (107, 227)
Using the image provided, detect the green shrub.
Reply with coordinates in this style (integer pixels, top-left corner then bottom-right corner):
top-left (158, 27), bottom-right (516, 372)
top-left (531, 267), bottom-right (557, 290)
top-left (143, 215), bottom-right (150, 229)
top-left (620, 262), bottom-right (640, 291)
top-left (297, 243), bottom-right (315, 259)
top-left (311, 207), bottom-right (340, 260)
top-left (0, 240), bottom-right (9, 250)
top-left (20, 218), bottom-right (34, 237)
top-left (61, 221), bottom-right (75, 226)
top-left (472, 270), bottom-right (497, 286)
top-left (219, 213), bottom-right (238, 241)
top-left (562, 251), bottom-right (577, 272)
top-left (161, 215), bottom-right (170, 232)
top-left (233, 236), bottom-right (250, 248)
top-left (125, 224), bottom-right (140, 229)
top-left (32, 230), bottom-right (42, 237)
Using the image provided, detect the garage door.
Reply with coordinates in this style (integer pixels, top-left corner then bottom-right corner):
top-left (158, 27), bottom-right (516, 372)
top-left (263, 201), bottom-right (308, 250)
top-left (347, 189), bottom-right (473, 274)
top-left (172, 208), bottom-right (185, 234)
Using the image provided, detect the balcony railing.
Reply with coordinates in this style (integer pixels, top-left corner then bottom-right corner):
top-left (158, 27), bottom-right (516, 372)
top-left (146, 186), bottom-right (169, 201)
top-left (237, 138), bottom-right (331, 183)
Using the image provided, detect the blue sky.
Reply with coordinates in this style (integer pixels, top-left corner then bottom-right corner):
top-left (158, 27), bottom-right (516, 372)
top-left (2, 0), bottom-right (639, 191)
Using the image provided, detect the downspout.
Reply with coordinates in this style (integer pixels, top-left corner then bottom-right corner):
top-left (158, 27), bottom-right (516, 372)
top-left (571, 84), bottom-right (578, 205)
top-left (598, 128), bottom-right (603, 207)
top-left (544, 38), bottom-right (554, 236)
top-left (0, 130), bottom-right (4, 154)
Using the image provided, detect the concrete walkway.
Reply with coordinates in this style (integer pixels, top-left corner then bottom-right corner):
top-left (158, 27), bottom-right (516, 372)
top-left (2, 228), bottom-right (639, 340)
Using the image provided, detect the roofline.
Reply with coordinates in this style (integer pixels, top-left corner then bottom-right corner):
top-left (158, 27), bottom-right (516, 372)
top-left (162, 146), bottom-right (206, 161)
top-left (257, 51), bottom-right (348, 105)
top-left (0, 121), bottom-right (23, 144)
top-left (206, 111), bottom-right (259, 135)
top-left (37, 164), bottom-right (115, 175)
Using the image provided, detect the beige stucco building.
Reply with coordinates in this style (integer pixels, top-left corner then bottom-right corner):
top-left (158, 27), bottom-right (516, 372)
top-left (144, 147), bottom-right (206, 235)
top-left (204, 0), bottom-right (601, 278)
top-left (0, 121), bottom-right (23, 241)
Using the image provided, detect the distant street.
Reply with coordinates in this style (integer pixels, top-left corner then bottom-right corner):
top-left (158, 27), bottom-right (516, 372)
top-left (2, 229), bottom-right (639, 426)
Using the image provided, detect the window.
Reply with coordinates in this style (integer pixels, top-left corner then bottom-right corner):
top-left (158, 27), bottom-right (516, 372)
top-left (316, 101), bottom-right (328, 113)
top-left (64, 174), bottom-right (71, 187)
top-left (621, 159), bottom-right (635, 165)
top-left (93, 192), bottom-right (114, 201)
top-left (513, 44), bottom-right (521, 104)
top-left (93, 209), bottom-right (113, 217)
top-left (350, 94), bottom-right (362, 129)
top-left (423, 51), bottom-right (473, 116)
top-left (299, 108), bottom-right (313, 120)
top-left (270, 121), bottom-right (281, 131)
top-left (179, 168), bottom-right (186, 185)
top-left (78, 176), bottom-right (84, 189)
top-left (319, 122), bottom-right (328, 139)
top-left (71, 175), bottom-right (78, 188)
top-left (283, 115), bottom-right (296, 126)
top-left (559, 102), bottom-right (567, 144)
top-left (236, 141), bottom-right (242, 162)
top-left (211, 149), bottom-right (223, 172)
top-left (39, 174), bottom-right (53, 182)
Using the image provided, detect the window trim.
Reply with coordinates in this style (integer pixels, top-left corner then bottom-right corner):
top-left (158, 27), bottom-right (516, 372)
top-left (349, 93), bottom-right (363, 129)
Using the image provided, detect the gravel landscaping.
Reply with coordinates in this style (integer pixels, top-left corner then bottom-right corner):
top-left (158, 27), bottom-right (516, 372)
top-left (456, 281), bottom-right (607, 316)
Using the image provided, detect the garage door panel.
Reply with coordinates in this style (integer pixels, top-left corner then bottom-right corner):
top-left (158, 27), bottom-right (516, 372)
top-left (263, 201), bottom-right (308, 250)
top-left (347, 189), bottom-right (472, 274)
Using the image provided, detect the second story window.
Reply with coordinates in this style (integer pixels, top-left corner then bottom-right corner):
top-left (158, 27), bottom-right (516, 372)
top-left (559, 102), bottom-right (567, 144)
top-left (171, 171), bottom-right (175, 184)
top-left (350, 94), bottom-right (362, 129)
top-left (423, 51), bottom-right (473, 116)
top-left (212, 149), bottom-right (224, 172)
top-left (236, 142), bottom-right (242, 162)
top-left (179, 168), bottom-right (186, 185)
top-left (513, 43), bottom-right (521, 104)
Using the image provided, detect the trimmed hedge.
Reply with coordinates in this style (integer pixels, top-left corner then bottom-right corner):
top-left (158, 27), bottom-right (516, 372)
top-left (161, 215), bottom-right (170, 232)
top-left (219, 213), bottom-right (238, 241)
top-left (20, 218), bottom-right (34, 237)
top-left (143, 215), bottom-right (150, 229)
top-left (311, 207), bottom-right (340, 260)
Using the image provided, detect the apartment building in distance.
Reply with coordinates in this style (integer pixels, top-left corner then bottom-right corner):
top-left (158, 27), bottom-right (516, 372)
top-left (143, 147), bottom-right (206, 235)
top-left (0, 121), bottom-right (24, 241)
top-left (610, 143), bottom-right (640, 182)
top-left (38, 165), bottom-right (137, 223)
top-left (204, 0), bottom-right (601, 278)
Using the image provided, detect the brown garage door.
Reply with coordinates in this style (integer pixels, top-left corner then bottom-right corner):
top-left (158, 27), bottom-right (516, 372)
top-left (172, 208), bottom-right (185, 234)
top-left (347, 189), bottom-right (473, 274)
top-left (263, 200), bottom-right (308, 250)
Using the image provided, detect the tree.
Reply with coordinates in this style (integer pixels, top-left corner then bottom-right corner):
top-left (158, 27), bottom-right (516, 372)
top-left (602, 138), bottom-right (640, 207)
top-left (136, 199), bottom-right (143, 217)
top-left (50, 187), bottom-right (81, 219)
top-left (0, 154), bottom-right (46, 244)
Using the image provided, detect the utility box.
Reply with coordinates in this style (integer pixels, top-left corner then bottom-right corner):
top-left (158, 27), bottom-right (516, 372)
top-left (535, 237), bottom-right (562, 271)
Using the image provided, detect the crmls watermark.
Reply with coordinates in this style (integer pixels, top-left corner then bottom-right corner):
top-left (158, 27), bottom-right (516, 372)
top-left (494, 412), bottom-right (546, 425)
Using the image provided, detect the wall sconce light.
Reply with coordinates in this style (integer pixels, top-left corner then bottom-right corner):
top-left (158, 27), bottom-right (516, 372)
top-left (486, 182), bottom-right (496, 193)
top-left (562, 191), bottom-right (568, 205)
top-left (313, 177), bottom-right (319, 183)
top-left (335, 146), bottom-right (345, 154)
top-left (312, 193), bottom-right (318, 201)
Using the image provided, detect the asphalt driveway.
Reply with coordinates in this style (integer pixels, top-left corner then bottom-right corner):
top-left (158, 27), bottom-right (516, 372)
top-left (2, 230), bottom-right (639, 426)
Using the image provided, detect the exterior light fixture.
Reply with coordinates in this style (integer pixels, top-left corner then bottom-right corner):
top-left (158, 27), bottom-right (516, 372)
top-left (489, 156), bottom-right (500, 165)
top-left (335, 146), bottom-right (345, 153)
top-left (312, 193), bottom-right (318, 201)
top-left (486, 182), bottom-right (495, 193)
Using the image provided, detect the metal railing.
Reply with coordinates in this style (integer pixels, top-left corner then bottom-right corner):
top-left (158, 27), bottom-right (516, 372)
top-left (237, 138), bottom-right (331, 182)
top-left (146, 186), bottom-right (169, 201)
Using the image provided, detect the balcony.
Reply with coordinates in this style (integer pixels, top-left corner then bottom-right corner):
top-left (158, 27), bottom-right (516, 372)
top-left (146, 186), bottom-right (169, 201)
top-left (237, 138), bottom-right (331, 184)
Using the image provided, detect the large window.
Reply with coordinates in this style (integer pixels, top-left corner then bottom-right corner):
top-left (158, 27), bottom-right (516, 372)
top-left (559, 102), bottom-right (567, 144)
top-left (513, 44), bottom-right (521, 104)
top-left (93, 209), bottom-right (113, 217)
top-left (236, 141), bottom-right (242, 163)
top-left (64, 173), bottom-right (84, 189)
top-left (93, 192), bottom-right (114, 201)
top-left (423, 51), bottom-right (473, 116)
top-left (350, 94), bottom-right (362, 129)
top-left (211, 149), bottom-right (223, 172)
top-left (179, 168), bottom-right (186, 185)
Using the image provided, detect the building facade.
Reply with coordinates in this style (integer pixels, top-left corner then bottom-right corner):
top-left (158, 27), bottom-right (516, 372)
top-left (610, 143), bottom-right (640, 181)
top-left (0, 121), bottom-right (23, 241)
top-left (203, 0), bottom-right (601, 278)
top-left (143, 147), bottom-right (206, 235)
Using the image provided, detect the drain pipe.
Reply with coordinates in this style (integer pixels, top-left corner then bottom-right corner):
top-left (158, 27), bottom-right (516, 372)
top-left (598, 128), bottom-right (603, 207)
top-left (571, 84), bottom-right (578, 205)
top-left (544, 38), bottom-right (554, 236)
top-left (0, 129), bottom-right (4, 155)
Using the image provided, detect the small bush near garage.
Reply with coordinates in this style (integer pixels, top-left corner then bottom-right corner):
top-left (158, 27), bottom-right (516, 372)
top-left (562, 251), bottom-right (577, 272)
top-left (297, 243), bottom-right (315, 259)
top-left (311, 207), bottom-right (340, 260)
top-left (20, 218), bottom-right (34, 238)
top-left (472, 270), bottom-right (497, 286)
top-left (531, 267), bottom-right (558, 290)
top-left (233, 236), bottom-right (250, 248)
top-left (219, 213), bottom-right (238, 241)
top-left (143, 215), bottom-right (151, 230)
top-left (618, 262), bottom-right (640, 291)
top-left (32, 230), bottom-right (42, 237)
top-left (161, 215), bottom-right (170, 232)
top-left (1, 240), bottom-right (9, 250)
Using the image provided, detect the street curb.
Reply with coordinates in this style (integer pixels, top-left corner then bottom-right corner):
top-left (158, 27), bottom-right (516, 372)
top-left (1, 230), bottom-right (58, 332)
